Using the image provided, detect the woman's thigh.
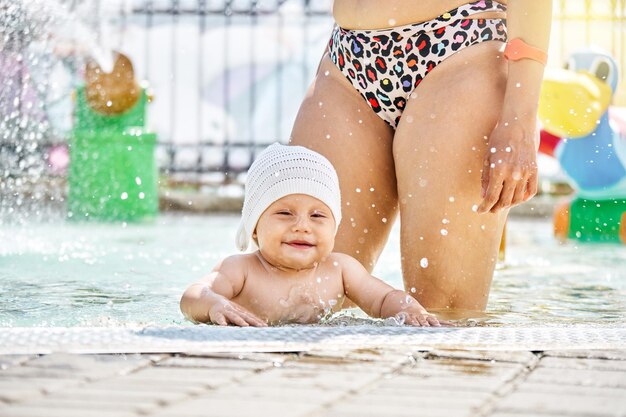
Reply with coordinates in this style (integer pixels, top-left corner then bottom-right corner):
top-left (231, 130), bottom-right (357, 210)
top-left (290, 54), bottom-right (397, 271)
top-left (392, 41), bottom-right (508, 311)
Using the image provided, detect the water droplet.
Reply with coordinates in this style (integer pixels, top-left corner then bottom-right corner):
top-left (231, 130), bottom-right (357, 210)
top-left (138, 192), bottom-right (145, 199)
top-left (442, 218), bottom-right (449, 224)
top-left (472, 204), bottom-right (479, 212)
top-left (449, 196), bottom-right (455, 202)
top-left (355, 188), bottom-right (361, 193)
top-left (419, 178), bottom-right (428, 187)
top-left (490, 147), bottom-right (497, 153)
top-left (440, 229), bottom-right (448, 236)
top-left (410, 287), bottom-right (417, 293)
top-left (505, 146), bottom-right (511, 152)
top-left (135, 177), bottom-right (142, 185)
top-left (388, 18), bottom-right (397, 25)
top-left (120, 192), bottom-right (128, 200)
top-left (370, 187), bottom-right (375, 192)
top-left (324, 70), bottom-right (330, 76)
top-left (420, 258), bottom-right (428, 268)
top-left (382, 217), bottom-right (387, 223)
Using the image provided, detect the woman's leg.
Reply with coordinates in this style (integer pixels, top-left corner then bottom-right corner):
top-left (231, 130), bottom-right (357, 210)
top-left (393, 41), bottom-right (508, 311)
top-left (290, 54), bottom-right (397, 272)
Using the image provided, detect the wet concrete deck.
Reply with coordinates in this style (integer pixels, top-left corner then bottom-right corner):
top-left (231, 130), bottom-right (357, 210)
top-left (0, 327), bottom-right (625, 417)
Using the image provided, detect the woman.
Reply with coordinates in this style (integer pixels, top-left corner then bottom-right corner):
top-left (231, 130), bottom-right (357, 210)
top-left (289, 0), bottom-right (552, 314)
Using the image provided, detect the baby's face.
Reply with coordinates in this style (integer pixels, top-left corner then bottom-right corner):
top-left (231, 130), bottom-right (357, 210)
top-left (254, 194), bottom-right (336, 271)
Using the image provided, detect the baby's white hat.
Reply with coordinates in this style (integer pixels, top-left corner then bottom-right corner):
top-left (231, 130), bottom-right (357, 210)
top-left (235, 143), bottom-right (342, 251)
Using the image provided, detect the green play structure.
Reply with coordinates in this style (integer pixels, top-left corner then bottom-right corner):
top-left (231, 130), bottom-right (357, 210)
top-left (68, 86), bottom-right (158, 221)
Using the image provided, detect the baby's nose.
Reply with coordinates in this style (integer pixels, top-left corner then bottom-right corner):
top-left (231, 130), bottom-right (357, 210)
top-left (293, 215), bottom-right (311, 231)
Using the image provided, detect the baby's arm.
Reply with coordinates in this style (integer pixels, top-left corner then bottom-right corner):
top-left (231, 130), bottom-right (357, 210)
top-left (338, 254), bottom-right (441, 327)
top-left (179, 255), bottom-right (267, 327)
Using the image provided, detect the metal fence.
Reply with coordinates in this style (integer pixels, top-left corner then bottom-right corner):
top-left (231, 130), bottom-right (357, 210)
top-left (118, 0), bottom-right (334, 183)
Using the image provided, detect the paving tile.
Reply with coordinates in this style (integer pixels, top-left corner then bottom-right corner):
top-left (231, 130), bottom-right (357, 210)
top-left (178, 352), bottom-right (296, 364)
top-left (24, 353), bottom-right (157, 380)
top-left (363, 385), bottom-right (495, 400)
top-left (495, 391), bottom-right (626, 416)
top-left (280, 356), bottom-right (397, 373)
top-left (543, 350), bottom-right (626, 360)
top-left (488, 413), bottom-right (568, 417)
top-left (54, 386), bottom-right (193, 405)
top-left (322, 401), bottom-right (477, 417)
top-left (539, 356), bottom-right (626, 371)
top-left (524, 367), bottom-right (626, 388)
top-left (87, 378), bottom-right (210, 395)
top-left (243, 368), bottom-right (382, 390)
top-left (149, 397), bottom-right (319, 417)
top-left (215, 385), bottom-right (345, 403)
top-left (0, 366), bottom-right (87, 380)
top-left (0, 355), bottom-right (36, 370)
top-left (303, 347), bottom-right (415, 364)
top-left (0, 404), bottom-right (139, 417)
top-left (157, 356), bottom-right (274, 370)
top-left (425, 350), bottom-right (538, 365)
top-left (399, 359), bottom-right (524, 382)
top-left (118, 366), bottom-right (253, 390)
top-left (513, 381), bottom-right (626, 398)
top-left (381, 374), bottom-right (507, 392)
top-left (0, 377), bottom-right (83, 403)
top-left (342, 392), bottom-right (487, 409)
top-left (15, 396), bottom-right (159, 415)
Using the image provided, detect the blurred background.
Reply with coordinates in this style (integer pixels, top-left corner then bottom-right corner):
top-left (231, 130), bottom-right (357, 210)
top-left (1, 0), bottom-right (626, 218)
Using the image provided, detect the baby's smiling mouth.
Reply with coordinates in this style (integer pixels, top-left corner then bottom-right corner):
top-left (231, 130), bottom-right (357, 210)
top-left (285, 240), bottom-right (315, 249)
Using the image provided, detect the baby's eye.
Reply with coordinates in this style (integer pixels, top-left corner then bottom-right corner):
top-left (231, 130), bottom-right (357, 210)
top-left (311, 212), bottom-right (327, 218)
top-left (276, 210), bottom-right (292, 216)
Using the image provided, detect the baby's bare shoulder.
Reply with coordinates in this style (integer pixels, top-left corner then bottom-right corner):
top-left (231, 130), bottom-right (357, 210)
top-left (327, 252), bottom-right (361, 268)
top-left (328, 252), bottom-right (359, 265)
top-left (214, 253), bottom-right (258, 274)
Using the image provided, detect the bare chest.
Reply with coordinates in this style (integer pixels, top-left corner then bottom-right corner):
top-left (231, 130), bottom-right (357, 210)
top-left (235, 272), bottom-right (345, 325)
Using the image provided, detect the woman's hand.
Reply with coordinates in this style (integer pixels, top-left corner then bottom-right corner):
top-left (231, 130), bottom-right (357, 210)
top-left (208, 297), bottom-right (267, 327)
top-left (477, 118), bottom-right (539, 213)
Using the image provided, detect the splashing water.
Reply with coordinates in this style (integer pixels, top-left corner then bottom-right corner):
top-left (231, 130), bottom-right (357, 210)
top-left (0, 0), bottom-right (117, 224)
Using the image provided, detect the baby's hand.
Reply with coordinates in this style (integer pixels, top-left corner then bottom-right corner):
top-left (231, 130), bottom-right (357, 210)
top-left (396, 310), bottom-right (442, 327)
top-left (209, 298), bottom-right (267, 327)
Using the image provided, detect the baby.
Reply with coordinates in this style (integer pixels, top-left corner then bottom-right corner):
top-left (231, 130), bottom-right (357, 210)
top-left (180, 143), bottom-right (442, 327)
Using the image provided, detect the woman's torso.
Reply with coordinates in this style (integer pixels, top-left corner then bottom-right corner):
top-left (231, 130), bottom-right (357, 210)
top-left (332, 0), bottom-right (507, 30)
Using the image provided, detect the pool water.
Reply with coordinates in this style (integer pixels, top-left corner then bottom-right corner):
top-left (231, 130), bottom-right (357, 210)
top-left (0, 214), bottom-right (625, 327)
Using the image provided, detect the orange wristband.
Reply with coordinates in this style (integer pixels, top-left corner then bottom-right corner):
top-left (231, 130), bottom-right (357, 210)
top-left (503, 38), bottom-right (548, 66)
